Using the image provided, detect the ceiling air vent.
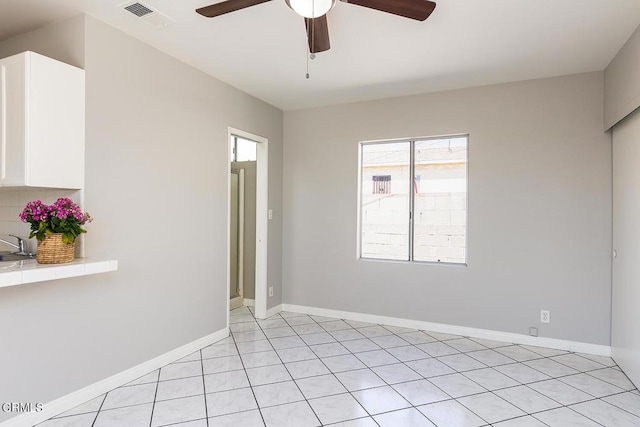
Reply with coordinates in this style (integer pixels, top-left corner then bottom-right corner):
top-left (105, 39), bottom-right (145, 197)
top-left (125, 3), bottom-right (154, 17)
top-left (119, 1), bottom-right (175, 28)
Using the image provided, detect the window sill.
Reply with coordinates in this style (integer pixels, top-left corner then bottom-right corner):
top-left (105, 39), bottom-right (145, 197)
top-left (358, 257), bottom-right (468, 267)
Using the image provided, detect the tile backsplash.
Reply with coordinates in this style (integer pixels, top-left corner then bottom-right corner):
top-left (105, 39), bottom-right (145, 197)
top-left (0, 188), bottom-right (84, 255)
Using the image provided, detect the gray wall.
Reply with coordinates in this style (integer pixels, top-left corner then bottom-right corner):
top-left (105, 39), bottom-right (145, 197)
top-left (231, 161), bottom-right (257, 300)
top-left (283, 72), bottom-right (612, 345)
top-left (0, 14), bottom-right (283, 422)
top-left (605, 24), bottom-right (640, 130)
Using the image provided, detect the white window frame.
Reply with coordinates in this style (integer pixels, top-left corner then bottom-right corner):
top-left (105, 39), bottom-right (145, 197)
top-left (357, 134), bottom-right (469, 266)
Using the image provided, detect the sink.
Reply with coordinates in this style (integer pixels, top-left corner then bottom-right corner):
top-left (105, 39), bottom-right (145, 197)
top-left (0, 252), bottom-right (35, 262)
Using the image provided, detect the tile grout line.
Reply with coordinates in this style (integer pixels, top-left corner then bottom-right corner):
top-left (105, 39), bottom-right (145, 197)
top-left (198, 348), bottom-right (210, 427)
top-left (147, 367), bottom-right (161, 427)
top-left (89, 392), bottom-right (108, 427)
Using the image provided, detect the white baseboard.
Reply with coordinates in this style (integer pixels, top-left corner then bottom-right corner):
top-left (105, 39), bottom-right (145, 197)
top-left (243, 298), bottom-right (255, 307)
top-left (282, 304), bottom-right (611, 357)
top-left (2, 328), bottom-right (229, 427)
top-left (264, 303), bottom-right (282, 318)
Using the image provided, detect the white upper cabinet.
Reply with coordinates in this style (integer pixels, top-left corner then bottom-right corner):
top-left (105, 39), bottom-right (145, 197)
top-left (0, 51), bottom-right (84, 189)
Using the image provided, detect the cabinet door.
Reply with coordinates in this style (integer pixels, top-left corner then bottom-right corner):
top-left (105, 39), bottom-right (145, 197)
top-left (27, 52), bottom-right (84, 189)
top-left (0, 55), bottom-right (26, 186)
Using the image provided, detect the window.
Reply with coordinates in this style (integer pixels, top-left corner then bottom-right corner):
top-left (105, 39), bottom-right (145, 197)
top-left (230, 136), bottom-right (257, 162)
top-left (359, 135), bottom-right (468, 264)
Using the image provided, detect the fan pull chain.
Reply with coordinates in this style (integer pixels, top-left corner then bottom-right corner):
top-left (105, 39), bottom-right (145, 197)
top-left (305, 20), bottom-right (310, 79)
top-left (306, 0), bottom-right (316, 79)
top-left (306, 28), bottom-right (310, 79)
top-left (306, 51), bottom-right (309, 79)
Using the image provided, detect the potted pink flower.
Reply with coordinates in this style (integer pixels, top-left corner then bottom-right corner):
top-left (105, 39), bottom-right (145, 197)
top-left (20, 198), bottom-right (92, 264)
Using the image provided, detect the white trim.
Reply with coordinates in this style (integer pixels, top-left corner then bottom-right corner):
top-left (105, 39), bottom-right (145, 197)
top-left (255, 137), bottom-right (269, 319)
top-left (238, 168), bottom-right (245, 298)
top-left (264, 303), bottom-right (282, 318)
top-left (226, 132), bottom-right (232, 330)
top-left (356, 142), bottom-right (363, 259)
top-left (243, 298), bottom-right (255, 307)
top-left (228, 127), bottom-right (269, 320)
top-left (281, 304), bottom-right (611, 357)
top-left (1, 328), bottom-right (229, 427)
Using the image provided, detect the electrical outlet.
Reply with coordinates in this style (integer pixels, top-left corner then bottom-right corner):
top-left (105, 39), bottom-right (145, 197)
top-left (268, 287), bottom-right (273, 297)
top-left (268, 209), bottom-right (273, 220)
top-left (541, 310), bottom-right (550, 324)
top-left (529, 327), bottom-right (538, 337)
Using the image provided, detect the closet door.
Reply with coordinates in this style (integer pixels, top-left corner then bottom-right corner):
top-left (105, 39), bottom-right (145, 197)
top-left (612, 107), bottom-right (640, 388)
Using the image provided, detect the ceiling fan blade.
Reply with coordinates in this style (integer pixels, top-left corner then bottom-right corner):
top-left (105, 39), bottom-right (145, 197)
top-left (341, 0), bottom-right (435, 21)
top-left (196, 0), bottom-right (271, 17)
top-left (305, 15), bottom-right (330, 53)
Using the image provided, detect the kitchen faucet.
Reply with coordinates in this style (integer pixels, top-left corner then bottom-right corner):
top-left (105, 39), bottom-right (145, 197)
top-left (0, 235), bottom-right (31, 255)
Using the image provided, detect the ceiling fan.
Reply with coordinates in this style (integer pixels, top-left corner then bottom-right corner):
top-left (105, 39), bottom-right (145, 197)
top-left (195, 0), bottom-right (436, 54)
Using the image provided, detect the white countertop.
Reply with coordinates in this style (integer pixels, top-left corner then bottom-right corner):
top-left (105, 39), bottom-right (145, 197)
top-left (0, 258), bottom-right (118, 289)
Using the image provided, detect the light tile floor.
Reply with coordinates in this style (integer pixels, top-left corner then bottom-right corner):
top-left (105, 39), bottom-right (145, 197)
top-left (40, 307), bottom-right (640, 427)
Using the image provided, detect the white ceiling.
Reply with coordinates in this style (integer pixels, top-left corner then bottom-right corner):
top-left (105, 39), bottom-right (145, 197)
top-left (1, 0), bottom-right (640, 110)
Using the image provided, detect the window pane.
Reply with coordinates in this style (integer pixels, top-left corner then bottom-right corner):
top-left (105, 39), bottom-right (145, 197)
top-left (361, 142), bottom-right (410, 260)
top-left (236, 137), bottom-right (257, 161)
top-left (413, 137), bottom-right (467, 263)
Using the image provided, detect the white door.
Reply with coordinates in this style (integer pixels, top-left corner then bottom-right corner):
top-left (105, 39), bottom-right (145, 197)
top-left (612, 107), bottom-right (640, 388)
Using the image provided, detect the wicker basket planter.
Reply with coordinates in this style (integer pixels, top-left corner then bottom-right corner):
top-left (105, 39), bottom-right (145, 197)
top-left (37, 233), bottom-right (75, 264)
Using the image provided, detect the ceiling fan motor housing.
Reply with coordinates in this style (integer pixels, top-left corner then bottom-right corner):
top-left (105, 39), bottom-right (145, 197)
top-left (285, 0), bottom-right (337, 18)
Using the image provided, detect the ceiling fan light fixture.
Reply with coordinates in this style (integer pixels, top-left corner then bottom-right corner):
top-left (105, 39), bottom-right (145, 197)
top-left (286, 0), bottom-right (336, 18)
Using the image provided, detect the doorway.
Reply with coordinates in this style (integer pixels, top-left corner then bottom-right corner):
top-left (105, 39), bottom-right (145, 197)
top-left (228, 128), bottom-right (269, 321)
